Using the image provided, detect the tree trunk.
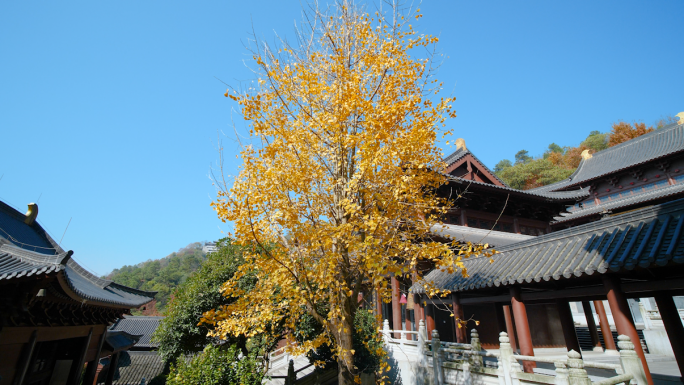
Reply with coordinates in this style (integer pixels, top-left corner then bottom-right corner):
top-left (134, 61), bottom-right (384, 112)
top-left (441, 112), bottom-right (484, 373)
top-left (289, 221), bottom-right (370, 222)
top-left (337, 296), bottom-right (357, 385)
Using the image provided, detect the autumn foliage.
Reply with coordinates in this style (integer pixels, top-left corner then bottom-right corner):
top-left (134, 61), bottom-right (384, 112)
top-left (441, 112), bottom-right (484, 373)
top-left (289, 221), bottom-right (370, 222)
top-left (203, 2), bottom-right (480, 383)
top-left (495, 120), bottom-right (665, 190)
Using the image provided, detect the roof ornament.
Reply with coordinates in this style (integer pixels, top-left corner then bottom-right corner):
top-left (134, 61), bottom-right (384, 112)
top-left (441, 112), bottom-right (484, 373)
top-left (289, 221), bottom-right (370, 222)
top-left (676, 111), bottom-right (684, 125)
top-left (581, 149), bottom-right (593, 160)
top-left (455, 138), bottom-right (466, 151)
top-left (24, 203), bottom-right (38, 225)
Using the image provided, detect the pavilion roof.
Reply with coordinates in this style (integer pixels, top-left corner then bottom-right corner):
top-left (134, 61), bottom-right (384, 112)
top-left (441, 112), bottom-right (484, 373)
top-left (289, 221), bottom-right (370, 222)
top-left (0, 200), bottom-right (155, 308)
top-left (412, 197), bottom-right (684, 294)
top-left (443, 147), bottom-right (509, 186)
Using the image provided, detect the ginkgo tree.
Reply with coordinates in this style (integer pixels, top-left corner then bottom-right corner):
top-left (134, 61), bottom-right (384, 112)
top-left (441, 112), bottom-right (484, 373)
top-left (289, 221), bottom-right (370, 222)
top-left (202, 1), bottom-right (484, 383)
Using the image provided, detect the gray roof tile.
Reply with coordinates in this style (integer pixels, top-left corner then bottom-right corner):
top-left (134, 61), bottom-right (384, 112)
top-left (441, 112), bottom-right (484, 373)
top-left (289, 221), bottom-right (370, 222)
top-left (530, 122), bottom-right (684, 193)
top-left (98, 351), bottom-right (167, 385)
top-left (110, 316), bottom-right (164, 348)
top-left (413, 197), bottom-right (684, 293)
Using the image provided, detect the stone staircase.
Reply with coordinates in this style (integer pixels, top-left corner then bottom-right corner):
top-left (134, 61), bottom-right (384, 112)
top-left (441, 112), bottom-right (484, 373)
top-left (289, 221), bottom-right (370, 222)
top-left (576, 327), bottom-right (648, 353)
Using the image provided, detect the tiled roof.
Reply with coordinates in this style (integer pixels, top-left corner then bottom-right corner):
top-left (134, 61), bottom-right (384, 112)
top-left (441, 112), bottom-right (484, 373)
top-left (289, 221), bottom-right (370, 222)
top-left (413, 197), bottom-right (684, 293)
top-left (445, 175), bottom-right (589, 201)
top-left (0, 243), bottom-right (66, 280)
top-left (553, 182), bottom-right (684, 224)
top-left (443, 147), bottom-right (509, 186)
top-left (0, 200), bottom-right (155, 308)
top-left (431, 224), bottom-right (533, 248)
top-left (103, 331), bottom-right (143, 356)
top-left (110, 316), bottom-right (164, 348)
top-left (530, 122), bottom-right (684, 193)
top-left (98, 351), bottom-right (167, 385)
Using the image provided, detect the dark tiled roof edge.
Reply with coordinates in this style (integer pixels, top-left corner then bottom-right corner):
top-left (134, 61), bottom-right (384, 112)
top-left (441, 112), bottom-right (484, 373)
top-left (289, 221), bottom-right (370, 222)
top-left (530, 122), bottom-right (684, 193)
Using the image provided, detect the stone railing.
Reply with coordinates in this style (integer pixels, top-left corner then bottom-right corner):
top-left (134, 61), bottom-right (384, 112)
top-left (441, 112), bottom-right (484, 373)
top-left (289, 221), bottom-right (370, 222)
top-left (401, 321), bottom-right (648, 385)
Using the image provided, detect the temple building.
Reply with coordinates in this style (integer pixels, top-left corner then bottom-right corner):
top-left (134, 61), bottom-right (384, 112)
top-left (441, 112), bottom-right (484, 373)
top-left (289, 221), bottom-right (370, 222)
top-left (384, 117), bottom-right (684, 384)
top-left (0, 200), bottom-right (155, 385)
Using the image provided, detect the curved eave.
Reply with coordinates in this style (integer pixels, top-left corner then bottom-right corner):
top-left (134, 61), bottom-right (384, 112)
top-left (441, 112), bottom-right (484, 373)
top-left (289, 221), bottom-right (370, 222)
top-left (57, 267), bottom-right (155, 309)
top-left (445, 175), bottom-right (589, 202)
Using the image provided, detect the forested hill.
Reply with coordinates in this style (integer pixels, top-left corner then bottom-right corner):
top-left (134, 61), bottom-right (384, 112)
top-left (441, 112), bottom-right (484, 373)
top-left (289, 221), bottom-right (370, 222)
top-left (106, 242), bottom-right (208, 314)
top-left (493, 117), bottom-right (677, 190)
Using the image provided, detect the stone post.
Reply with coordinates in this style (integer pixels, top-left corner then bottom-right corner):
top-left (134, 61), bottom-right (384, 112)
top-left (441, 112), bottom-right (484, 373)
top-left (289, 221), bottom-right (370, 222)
top-left (418, 319), bottom-right (427, 351)
top-left (638, 301), bottom-right (652, 330)
top-left (431, 330), bottom-right (444, 385)
top-left (285, 359), bottom-right (296, 385)
top-left (618, 335), bottom-right (648, 385)
top-left (497, 332), bottom-right (514, 385)
top-left (383, 319), bottom-right (391, 346)
top-left (566, 350), bottom-right (591, 385)
top-left (470, 329), bottom-right (483, 367)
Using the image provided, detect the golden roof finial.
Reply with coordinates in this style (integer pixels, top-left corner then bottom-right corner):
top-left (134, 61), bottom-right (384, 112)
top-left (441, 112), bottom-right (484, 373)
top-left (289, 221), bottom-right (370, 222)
top-left (581, 149), bottom-right (593, 160)
top-left (676, 111), bottom-right (684, 125)
top-left (24, 203), bottom-right (38, 226)
top-left (455, 138), bottom-right (466, 151)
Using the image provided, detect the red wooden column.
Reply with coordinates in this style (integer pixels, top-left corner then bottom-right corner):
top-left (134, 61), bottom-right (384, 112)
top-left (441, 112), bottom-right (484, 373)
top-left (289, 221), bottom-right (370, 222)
top-left (452, 294), bottom-right (467, 343)
top-left (425, 302), bottom-right (436, 340)
top-left (593, 300), bottom-right (617, 351)
top-left (556, 299), bottom-right (582, 356)
top-left (653, 293), bottom-right (684, 378)
top-left (603, 276), bottom-right (653, 385)
top-left (391, 277), bottom-right (402, 338)
top-left (502, 305), bottom-right (518, 352)
top-left (375, 289), bottom-right (383, 321)
top-left (582, 301), bottom-right (603, 352)
top-left (414, 294), bottom-right (424, 325)
top-left (510, 287), bottom-right (536, 373)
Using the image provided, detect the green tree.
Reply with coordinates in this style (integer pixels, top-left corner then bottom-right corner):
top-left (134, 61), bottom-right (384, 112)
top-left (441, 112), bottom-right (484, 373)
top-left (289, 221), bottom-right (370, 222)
top-left (581, 130), bottom-right (608, 152)
top-left (496, 158), bottom-right (573, 190)
top-left (494, 159), bottom-right (513, 173)
top-left (514, 150), bottom-right (532, 165)
top-left (153, 238), bottom-right (283, 364)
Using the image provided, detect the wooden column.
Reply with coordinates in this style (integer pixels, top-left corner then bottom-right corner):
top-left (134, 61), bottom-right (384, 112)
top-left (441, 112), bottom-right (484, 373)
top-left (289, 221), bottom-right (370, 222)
top-left (452, 294), bottom-right (467, 343)
top-left (603, 276), bottom-right (653, 385)
top-left (510, 287), bottom-right (536, 373)
top-left (12, 330), bottom-right (37, 385)
top-left (582, 301), bottom-right (603, 352)
top-left (425, 303), bottom-right (436, 340)
top-left (104, 352), bottom-right (120, 385)
top-left (594, 300), bottom-right (617, 351)
top-left (502, 305), bottom-right (518, 352)
top-left (414, 294), bottom-right (424, 325)
top-left (391, 277), bottom-right (402, 338)
top-left (69, 327), bottom-right (94, 385)
top-left (83, 329), bottom-right (108, 385)
top-left (556, 299), bottom-right (582, 356)
top-left (375, 289), bottom-right (383, 321)
top-left (653, 293), bottom-right (684, 377)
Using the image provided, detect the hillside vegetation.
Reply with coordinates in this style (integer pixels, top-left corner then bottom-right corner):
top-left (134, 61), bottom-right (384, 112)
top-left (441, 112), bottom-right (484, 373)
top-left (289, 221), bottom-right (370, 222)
top-left (493, 117), bottom-right (676, 190)
top-left (106, 242), bottom-right (207, 313)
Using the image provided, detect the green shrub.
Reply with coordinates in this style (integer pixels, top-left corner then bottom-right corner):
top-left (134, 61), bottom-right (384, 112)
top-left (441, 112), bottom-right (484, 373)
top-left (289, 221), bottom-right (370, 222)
top-left (166, 345), bottom-right (264, 385)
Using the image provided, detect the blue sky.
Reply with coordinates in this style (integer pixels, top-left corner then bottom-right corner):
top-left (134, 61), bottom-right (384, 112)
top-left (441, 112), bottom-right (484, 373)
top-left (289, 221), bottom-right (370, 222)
top-left (1, 1), bottom-right (682, 275)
